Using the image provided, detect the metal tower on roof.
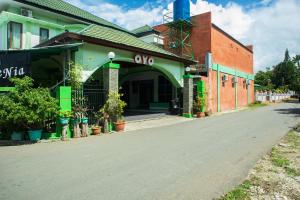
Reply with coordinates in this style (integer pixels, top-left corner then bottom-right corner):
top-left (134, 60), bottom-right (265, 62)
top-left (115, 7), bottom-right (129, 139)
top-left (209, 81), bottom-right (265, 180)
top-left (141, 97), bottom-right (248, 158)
top-left (162, 0), bottom-right (195, 60)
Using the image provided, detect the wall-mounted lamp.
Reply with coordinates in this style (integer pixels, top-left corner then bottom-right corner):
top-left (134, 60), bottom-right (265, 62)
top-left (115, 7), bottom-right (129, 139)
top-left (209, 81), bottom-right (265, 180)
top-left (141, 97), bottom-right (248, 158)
top-left (185, 67), bottom-right (191, 72)
top-left (108, 52), bottom-right (115, 62)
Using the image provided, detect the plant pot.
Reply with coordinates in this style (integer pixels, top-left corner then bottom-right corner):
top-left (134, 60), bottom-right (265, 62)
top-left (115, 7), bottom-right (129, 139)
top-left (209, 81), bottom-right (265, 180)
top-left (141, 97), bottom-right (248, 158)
top-left (196, 112), bottom-right (205, 118)
top-left (28, 129), bottom-right (42, 141)
top-left (11, 131), bottom-right (23, 141)
top-left (71, 118), bottom-right (80, 125)
top-left (81, 117), bottom-right (88, 124)
top-left (114, 121), bottom-right (125, 132)
top-left (59, 117), bottom-right (69, 125)
top-left (205, 110), bottom-right (212, 117)
top-left (92, 127), bottom-right (101, 135)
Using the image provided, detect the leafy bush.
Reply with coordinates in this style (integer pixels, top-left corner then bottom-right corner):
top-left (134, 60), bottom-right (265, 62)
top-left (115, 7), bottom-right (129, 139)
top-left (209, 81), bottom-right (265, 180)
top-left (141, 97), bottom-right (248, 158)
top-left (101, 92), bottom-right (126, 122)
top-left (0, 76), bottom-right (59, 131)
top-left (193, 96), bottom-right (206, 112)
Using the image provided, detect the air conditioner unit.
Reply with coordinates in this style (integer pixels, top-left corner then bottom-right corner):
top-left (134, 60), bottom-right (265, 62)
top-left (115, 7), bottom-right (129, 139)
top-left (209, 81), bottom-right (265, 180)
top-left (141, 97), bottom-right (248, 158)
top-left (222, 74), bottom-right (228, 82)
top-left (169, 42), bottom-right (177, 49)
top-left (21, 8), bottom-right (33, 18)
top-left (232, 77), bottom-right (238, 83)
top-left (246, 80), bottom-right (251, 85)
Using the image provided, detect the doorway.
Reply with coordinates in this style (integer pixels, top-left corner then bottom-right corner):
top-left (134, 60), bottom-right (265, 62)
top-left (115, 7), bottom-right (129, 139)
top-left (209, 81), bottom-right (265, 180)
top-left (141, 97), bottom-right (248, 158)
top-left (138, 80), bottom-right (154, 109)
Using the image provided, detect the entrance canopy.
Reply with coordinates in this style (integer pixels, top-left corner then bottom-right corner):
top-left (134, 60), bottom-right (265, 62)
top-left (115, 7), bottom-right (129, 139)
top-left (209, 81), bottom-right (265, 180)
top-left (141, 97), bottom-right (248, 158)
top-left (0, 43), bottom-right (82, 86)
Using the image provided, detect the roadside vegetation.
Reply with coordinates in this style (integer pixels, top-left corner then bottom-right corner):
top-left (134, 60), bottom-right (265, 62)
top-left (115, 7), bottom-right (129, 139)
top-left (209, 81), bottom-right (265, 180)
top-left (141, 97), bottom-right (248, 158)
top-left (255, 50), bottom-right (300, 93)
top-left (248, 101), bottom-right (268, 109)
top-left (218, 123), bottom-right (300, 200)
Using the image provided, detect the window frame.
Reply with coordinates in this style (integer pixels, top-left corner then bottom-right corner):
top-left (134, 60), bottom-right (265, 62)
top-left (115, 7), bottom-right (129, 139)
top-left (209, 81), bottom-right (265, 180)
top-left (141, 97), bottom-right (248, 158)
top-left (39, 28), bottom-right (49, 44)
top-left (7, 21), bottom-right (23, 49)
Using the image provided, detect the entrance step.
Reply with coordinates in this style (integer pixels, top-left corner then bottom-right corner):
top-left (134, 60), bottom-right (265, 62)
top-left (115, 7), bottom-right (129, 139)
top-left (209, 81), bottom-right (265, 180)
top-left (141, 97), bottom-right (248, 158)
top-left (125, 115), bottom-right (194, 132)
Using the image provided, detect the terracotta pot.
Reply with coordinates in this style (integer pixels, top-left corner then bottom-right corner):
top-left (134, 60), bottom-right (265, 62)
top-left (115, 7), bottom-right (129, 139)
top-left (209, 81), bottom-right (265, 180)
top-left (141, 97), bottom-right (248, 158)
top-left (197, 112), bottom-right (205, 118)
top-left (92, 127), bottom-right (101, 135)
top-left (114, 121), bottom-right (125, 132)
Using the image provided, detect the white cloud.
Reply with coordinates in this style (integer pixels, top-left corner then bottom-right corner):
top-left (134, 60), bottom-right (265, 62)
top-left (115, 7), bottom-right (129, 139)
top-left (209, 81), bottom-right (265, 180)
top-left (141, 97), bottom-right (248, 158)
top-left (65, 0), bottom-right (300, 72)
top-left (64, 0), bottom-right (164, 30)
top-left (246, 0), bottom-right (300, 70)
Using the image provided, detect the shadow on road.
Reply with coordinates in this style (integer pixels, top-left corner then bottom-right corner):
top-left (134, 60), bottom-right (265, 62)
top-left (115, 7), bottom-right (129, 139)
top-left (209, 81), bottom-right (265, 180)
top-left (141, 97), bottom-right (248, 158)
top-left (282, 99), bottom-right (300, 104)
top-left (0, 140), bottom-right (38, 147)
top-left (275, 107), bottom-right (300, 117)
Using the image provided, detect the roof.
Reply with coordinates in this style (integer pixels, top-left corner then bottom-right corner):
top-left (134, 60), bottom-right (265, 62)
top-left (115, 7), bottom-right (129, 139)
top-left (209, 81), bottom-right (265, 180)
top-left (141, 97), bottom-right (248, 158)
top-left (80, 25), bottom-right (177, 58)
top-left (0, 43), bottom-right (83, 61)
top-left (37, 30), bottom-right (195, 64)
top-left (131, 25), bottom-right (157, 35)
top-left (14, 0), bottom-right (130, 33)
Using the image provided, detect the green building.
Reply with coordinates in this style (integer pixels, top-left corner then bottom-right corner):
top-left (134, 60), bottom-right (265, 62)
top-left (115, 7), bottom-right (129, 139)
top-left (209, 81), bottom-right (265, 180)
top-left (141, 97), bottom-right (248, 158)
top-left (0, 0), bottom-right (197, 122)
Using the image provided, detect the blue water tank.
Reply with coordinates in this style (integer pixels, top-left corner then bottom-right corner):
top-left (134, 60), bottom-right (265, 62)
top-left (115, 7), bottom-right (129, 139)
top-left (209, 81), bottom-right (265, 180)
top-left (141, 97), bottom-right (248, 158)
top-left (173, 0), bottom-right (190, 21)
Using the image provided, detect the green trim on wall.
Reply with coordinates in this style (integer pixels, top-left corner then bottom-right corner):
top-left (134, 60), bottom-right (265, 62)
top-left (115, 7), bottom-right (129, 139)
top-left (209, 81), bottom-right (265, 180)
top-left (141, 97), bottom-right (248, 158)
top-left (183, 74), bottom-right (194, 79)
top-left (213, 63), bottom-right (254, 112)
top-left (212, 64), bottom-right (254, 80)
top-left (183, 113), bottom-right (193, 118)
top-left (235, 77), bottom-right (238, 110)
top-left (234, 71), bottom-right (238, 110)
top-left (247, 85), bottom-right (250, 105)
top-left (103, 62), bottom-right (120, 69)
top-left (217, 65), bottom-right (221, 112)
top-left (0, 87), bottom-right (15, 92)
top-left (0, 11), bottom-right (65, 30)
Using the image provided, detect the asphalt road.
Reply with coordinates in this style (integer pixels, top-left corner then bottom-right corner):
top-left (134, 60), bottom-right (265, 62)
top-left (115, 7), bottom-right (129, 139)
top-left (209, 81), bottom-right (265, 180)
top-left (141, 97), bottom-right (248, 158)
top-left (0, 102), bottom-right (299, 200)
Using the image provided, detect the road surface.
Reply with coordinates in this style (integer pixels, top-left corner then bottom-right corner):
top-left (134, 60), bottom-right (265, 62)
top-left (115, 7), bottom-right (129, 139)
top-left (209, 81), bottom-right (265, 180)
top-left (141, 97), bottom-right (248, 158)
top-left (0, 102), bottom-right (299, 200)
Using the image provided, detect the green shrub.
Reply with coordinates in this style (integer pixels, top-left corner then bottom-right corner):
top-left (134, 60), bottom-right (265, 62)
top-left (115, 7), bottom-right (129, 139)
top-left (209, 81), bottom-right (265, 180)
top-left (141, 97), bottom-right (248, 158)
top-left (0, 76), bottom-right (59, 131)
top-left (101, 91), bottom-right (126, 122)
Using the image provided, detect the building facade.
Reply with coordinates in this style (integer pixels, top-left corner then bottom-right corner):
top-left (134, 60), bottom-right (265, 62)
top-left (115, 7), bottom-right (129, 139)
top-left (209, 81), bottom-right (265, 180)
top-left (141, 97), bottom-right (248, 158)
top-left (0, 0), bottom-right (254, 124)
top-left (0, 0), bottom-right (197, 122)
top-left (154, 12), bottom-right (255, 113)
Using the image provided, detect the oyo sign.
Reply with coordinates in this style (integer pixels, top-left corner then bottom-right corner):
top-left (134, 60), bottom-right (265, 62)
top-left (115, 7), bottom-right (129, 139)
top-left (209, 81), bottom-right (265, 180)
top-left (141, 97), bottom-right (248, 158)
top-left (134, 54), bottom-right (154, 66)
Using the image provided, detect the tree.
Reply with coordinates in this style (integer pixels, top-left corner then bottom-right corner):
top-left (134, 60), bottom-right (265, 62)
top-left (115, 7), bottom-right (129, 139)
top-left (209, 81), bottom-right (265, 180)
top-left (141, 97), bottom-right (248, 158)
top-left (272, 61), bottom-right (296, 88)
top-left (254, 69), bottom-right (274, 90)
top-left (284, 48), bottom-right (291, 62)
top-left (255, 50), bottom-right (300, 93)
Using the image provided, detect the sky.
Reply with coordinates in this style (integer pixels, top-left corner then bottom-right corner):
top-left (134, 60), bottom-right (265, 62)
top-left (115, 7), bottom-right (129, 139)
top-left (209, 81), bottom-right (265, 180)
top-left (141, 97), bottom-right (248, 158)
top-left (65, 0), bottom-right (300, 72)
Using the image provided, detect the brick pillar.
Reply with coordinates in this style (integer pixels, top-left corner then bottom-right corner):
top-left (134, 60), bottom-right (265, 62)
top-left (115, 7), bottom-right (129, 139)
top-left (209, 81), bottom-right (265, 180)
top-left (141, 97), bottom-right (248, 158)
top-left (183, 75), bottom-right (194, 118)
top-left (103, 62), bottom-right (120, 94)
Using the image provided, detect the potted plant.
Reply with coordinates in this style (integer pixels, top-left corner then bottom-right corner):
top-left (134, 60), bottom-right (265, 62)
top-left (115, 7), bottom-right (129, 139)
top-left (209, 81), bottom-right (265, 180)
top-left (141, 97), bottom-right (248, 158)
top-left (59, 111), bottom-right (72, 125)
top-left (0, 77), bottom-right (59, 141)
top-left (193, 96), bottom-right (206, 118)
top-left (59, 110), bottom-right (72, 141)
top-left (0, 96), bottom-right (25, 141)
top-left (91, 125), bottom-right (101, 135)
top-left (96, 108), bottom-right (110, 133)
top-left (102, 92), bottom-right (127, 132)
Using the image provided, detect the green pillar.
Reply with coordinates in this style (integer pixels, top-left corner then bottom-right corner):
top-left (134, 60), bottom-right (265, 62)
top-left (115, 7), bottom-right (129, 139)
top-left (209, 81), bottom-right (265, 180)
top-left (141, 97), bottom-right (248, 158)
top-left (54, 86), bottom-right (72, 139)
top-left (197, 80), bottom-right (206, 112)
top-left (235, 72), bottom-right (238, 110)
top-left (217, 65), bottom-right (221, 112)
top-left (247, 79), bottom-right (250, 105)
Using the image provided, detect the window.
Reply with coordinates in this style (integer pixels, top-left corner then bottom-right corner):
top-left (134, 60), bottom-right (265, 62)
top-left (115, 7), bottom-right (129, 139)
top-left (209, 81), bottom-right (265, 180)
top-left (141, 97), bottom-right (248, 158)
top-left (7, 22), bottom-right (22, 49)
top-left (40, 28), bottom-right (49, 43)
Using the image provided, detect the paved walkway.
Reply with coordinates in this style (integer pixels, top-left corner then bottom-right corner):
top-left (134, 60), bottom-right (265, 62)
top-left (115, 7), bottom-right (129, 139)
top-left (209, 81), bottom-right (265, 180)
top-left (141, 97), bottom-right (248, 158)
top-left (0, 102), bottom-right (299, 200)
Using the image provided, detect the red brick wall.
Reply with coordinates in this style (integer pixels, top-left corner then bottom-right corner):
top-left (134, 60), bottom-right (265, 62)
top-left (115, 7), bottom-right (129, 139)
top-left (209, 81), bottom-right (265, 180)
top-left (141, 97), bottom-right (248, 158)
top-left (220, 73), bottom-right (236, 111)
top-left (190, 13), bottom-right (212, 64)
top-left (211, 26), bottom-right (253, 74)
top-left (237, 77), bottom-right (248, 108)
top-left (154, 12), bottom-right (254, 113)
